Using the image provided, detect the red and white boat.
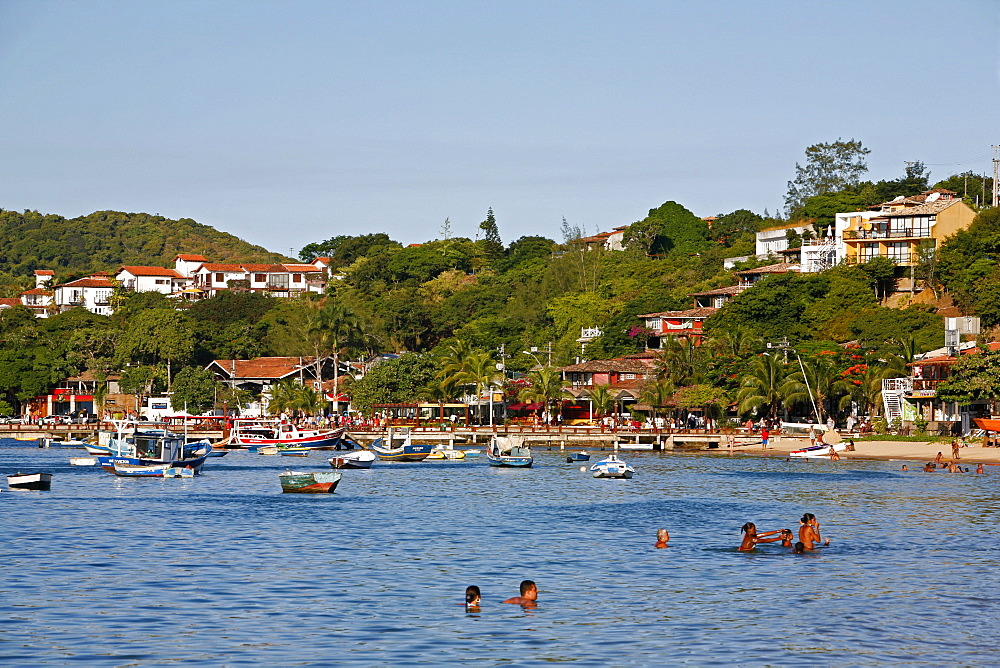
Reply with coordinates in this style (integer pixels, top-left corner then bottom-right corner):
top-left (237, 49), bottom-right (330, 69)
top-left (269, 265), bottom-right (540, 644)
top-left (229, 419), bottom-right (345, 450)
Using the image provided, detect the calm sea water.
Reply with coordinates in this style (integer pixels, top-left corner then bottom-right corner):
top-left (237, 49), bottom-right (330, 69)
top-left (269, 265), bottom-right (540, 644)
top-left (1, 439), bottom-right (998, 665)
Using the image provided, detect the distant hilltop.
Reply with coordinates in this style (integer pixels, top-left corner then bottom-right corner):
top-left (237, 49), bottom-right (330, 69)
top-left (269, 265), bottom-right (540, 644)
top-left (0, 208), bottom-right (289, 278)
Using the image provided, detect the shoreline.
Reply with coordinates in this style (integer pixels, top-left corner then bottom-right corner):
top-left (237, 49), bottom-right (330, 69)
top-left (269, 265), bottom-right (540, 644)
top-left (751, 436), bottom-right (1000, 466)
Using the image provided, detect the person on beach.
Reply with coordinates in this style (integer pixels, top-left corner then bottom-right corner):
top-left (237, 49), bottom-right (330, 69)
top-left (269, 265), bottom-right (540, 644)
top-left (977, 463), bottom-right (985, 474)
top-left (738, 523), bottom-right (783, 551)
top-left (655, 529), bottom-right (670, 548)
top-left (503, 580), bottom-right (538, 607)
top-left (761, 427), bottom-right (770, 449)
top-left (829, 446), bottom-right (840, 461)
top-left (798, 513), bottom-right (829, 550)
top-left (923, 462), bottom-right (935, 472)
top-left (935, 451), bottom-right (943, 463)
top-left (465, 585), bottom-right (481, 611)
top-left (951, 441), bottom-right (961, 461)
top-left (808, 427), bottom-right (817, 447)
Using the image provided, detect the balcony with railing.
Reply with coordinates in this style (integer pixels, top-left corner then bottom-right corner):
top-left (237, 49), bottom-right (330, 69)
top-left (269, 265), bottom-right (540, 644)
top-left (844, 253), bottom-right (919, 266)
top-left (844, 228), bottom-right (930, 240)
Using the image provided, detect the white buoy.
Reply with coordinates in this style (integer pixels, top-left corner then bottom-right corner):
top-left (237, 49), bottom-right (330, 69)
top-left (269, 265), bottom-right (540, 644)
top-left (579, 465), bottom-right (587, 472)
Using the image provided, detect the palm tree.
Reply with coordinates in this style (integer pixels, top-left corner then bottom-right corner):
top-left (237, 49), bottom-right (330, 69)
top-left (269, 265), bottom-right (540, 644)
top-left (705, 327), bottom-right (760, 359)
top-left (586, 383), bottom-right (615, 420)
top-left (457, 350), bottom-right (503, 426)
top-left (522, 366), bottom-right (567, 422)
top-left (310, 301), bottom-right (367, 414)
top-left (639, 379), bottom-right (674, 420)
top-left (655, 336), bottom-right (702, 387)
top-left (736, 354), bottom-right (787, 419)
top-left (782, 355), bottom-right (843, 423)
top-left (837, 362), bottom-right (903, 417)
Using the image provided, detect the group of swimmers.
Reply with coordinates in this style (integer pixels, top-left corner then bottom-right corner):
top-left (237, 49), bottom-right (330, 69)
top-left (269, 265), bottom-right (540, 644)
top-left (906, 461), bottom-right (985, 473)
top-left (465, 580), bottom-right (537, 611)
top-left (737, 512), bottom-right (829, 553)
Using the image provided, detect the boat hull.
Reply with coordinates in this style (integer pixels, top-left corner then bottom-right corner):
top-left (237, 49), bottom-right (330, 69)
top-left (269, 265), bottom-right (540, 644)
top-left (789, 442), bottom-right (847, 458)
top-left (487, 455), bottom-right (533, 467)
top-left (279, 470), bottom-right (343, 493)
top-left (369, 438), bottom-right (432, 461)
top-left (589, 456), bottom-right (635, 479)
top-left (69, 457), bottom-right (98, 466)
top-left (98, 452), bottom-right (210, 475)
top-left (567, 453), bottom-right (591, 462)
top-left (329, 451), bottom-right (376, 469)
top-left (7, 472), bottom-right (52, 490)
top-left (974, 418), bottom-right (1000, 432)
top-left (231, 426), bottom-right (345, 449)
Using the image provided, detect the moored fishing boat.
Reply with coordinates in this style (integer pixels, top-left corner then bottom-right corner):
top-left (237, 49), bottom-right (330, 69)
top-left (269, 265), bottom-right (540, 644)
top-left (7, 472), bottom-right (52, 490)
top-left (590, 453), bottom-right (634, 479)
top-left (69, 457), bottom-right (97, 466)
top-left (279, 469), bottom-right (343, 493)
top-left (94, 421), bottom-right (212, 474)
top-left (257, 445), bottom-right (279, 455)
top-left (369, 435), bottom-right (433, 461)
top-left (328, 450), bottom-right (376, 469)
top-left (566, 451), bottom-right (590, 462)
top-left (487, 436), bottom-right (533, 467)
top-left (230, 419), bottom-right (344, 449)
top-left (113, 463), bottom-right (171, 477)
top-left (278, 445), bottom-right (312, 456)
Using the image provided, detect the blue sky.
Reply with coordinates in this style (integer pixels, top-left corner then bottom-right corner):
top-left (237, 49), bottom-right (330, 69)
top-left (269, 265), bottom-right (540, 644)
top-left (1, 0), bottom-right (997, 254)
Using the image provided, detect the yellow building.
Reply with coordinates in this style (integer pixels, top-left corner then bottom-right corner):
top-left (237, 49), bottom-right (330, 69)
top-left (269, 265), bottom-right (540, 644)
top-left (842, 189), bottom-right (976, 267)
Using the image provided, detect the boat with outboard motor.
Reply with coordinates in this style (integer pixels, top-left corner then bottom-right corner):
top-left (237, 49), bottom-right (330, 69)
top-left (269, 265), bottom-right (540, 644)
top-left (7, 472), bottom-right (52, 490)
top-left (369, 429), bottom-right (432, 461)
top-left (486, 436), bottom-right (533, 467)
top-left (329, 450), bottom-right (376, 469)
top-left (279, 469), bottom-right (343, 493)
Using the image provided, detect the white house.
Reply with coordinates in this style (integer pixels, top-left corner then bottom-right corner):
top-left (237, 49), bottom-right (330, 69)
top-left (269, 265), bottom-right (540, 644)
top-left (190, 263), bottom-right (247, 295)
top-left (53, 272), bottom-right (115, 316)
top-left (755, 222), bottom-right (814, 256)
top-left (173, 254), bottom-right (209, 278)
top-left (115, 266), bottom-right (187, 295)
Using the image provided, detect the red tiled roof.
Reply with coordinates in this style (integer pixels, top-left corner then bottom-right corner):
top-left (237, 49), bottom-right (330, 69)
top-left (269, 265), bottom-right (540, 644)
top-left (56, 277), bottom-right (114, 288)
top-left (198, 263), bottom-right (244, 272)
top-left (911, 342), bottom-right (1000, 366)
top-left (33, 270), bottom-right (55, 275)
top-left (638, 307), bottom-right (718, 319)
top-left (281, 264), bottom-right (317, 271)
top-left (19, 288), bottom-right (50, 296)
top-left (732, 262), bottom-right (800, 276)
top-left (0, 298), bottom-right (21, 307)
top-left (561, 358), bottom-right (653, 374)
top-left (175, 254), bottom-right (209, 261)
top-left (240, 264), bottom-right (288, 272)
top-left (118, 265), bottom-right (183, 277)
top-left (688, 286), bottom-right (743, 297)
top-left (209, 356), bottom-right (321, 379)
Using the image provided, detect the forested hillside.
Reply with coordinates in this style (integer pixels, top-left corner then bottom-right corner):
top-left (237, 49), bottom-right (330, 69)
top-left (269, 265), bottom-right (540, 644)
top-left (0, 208), bottom-right (289, 290)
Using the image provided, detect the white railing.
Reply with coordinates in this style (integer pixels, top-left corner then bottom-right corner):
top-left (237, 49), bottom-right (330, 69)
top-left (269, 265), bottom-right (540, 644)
top-left (882, 377), bottom-right (912, 392)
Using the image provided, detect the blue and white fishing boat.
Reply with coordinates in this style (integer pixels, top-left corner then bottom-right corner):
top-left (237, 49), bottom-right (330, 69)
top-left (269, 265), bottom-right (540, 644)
top-left (486, 436), bottom-right (533, 468)
top-left (95, 421), bottom-right (212, 475)
top-left (566, 451), bottom-right (590, 462)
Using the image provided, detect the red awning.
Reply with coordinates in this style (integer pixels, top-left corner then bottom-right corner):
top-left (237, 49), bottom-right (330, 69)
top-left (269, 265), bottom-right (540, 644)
top-left (507, 402), bottom-right (526, 410)
top-left (523, 402), bottom-right (543, 410)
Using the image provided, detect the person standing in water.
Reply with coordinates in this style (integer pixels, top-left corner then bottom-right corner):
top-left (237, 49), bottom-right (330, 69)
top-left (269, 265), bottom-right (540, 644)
top-left (798, 513), bottom-right (829, 550)
top-left (655, 529), bottom-right (670, 548)
top-left (977, 463), bottom-right (985, 474)
top-left (738, 523), bottom-right (783, 551)
top-left (503, 580), bottom-right (538, 607)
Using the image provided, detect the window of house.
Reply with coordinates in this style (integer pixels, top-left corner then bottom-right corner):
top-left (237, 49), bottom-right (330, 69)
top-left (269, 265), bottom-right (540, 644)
top-left (215, 273), bottom-right (224, 283)
top-left (292, 274), bottom-right (302, 283)
top-left (645, 318), bottom-right (661, 330)
top-left (270, 274), bottom-right (289, 289)
top-left (155, 279), bottom-right (167, 285)
top-left (254, 273), bottom-right (265, 283)
top-left (912, 216), bottom-right (931, 237)
top-left (887, 242), bottom-right (909, 263)
top-left (860, 243), bottom-right (880, 261)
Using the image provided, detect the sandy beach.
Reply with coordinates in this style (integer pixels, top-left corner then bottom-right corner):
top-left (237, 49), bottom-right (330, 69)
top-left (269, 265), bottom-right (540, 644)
top-left (757, 435), bottom-right (1000, 466)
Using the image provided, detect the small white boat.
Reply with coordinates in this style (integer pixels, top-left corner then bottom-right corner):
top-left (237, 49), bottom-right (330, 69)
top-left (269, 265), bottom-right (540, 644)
top-left (328, 450), bottom-right (376, 469)
top-left (258, 445), bottom-right (280, 456)
top-left (462, 449), bottom-right (481, 457)
top-left (790, 442), bottom-right (847, 458)
top-left (69, 457), bottom-right (98, 466)
top-left (590, 454), bottom-right (635, 479)
top-left (8, 472), bottom-right (52, 490)
top-left (429, 447), bottom-right (465, 460)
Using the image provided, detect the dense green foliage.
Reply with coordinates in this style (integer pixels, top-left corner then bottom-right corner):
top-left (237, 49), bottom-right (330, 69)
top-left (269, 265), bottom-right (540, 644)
top-left (0, 209), bottom-right (289, 295)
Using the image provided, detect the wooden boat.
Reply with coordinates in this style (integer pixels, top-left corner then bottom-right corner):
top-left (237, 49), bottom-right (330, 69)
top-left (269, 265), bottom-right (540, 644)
top-left (7, 472), bottom-right (52, 490)
top-left (462, 449), bottom-right (481, 457)
top-left (113, 463), bottom-right (170, 477)
top-left (279, 469), bottom-right (343, 493)
top-left (94, 421), bottom-right (212, 474)
top-left (41, 437), bottom-right (90, 448)
top-left (205, 449), bottom-right (229, 458)
top-left (369, 436), bottom-right (432, 461)
top-left (590, 454), bottom-right (634, 479)
top-left (328, 450), bottom-right (376, 469)
top-left (278, 446), bottom-right (311, 457)
top-left (566, 451), bottom-right (590, 463)
top-left (230, 419), bottom-right (345, 449)
top-left (257, 445), bottom-right (280, 456)
top-left (69, 457), bottom-right (98, 466)
top-left (487, 436), bottom-right (533, 467)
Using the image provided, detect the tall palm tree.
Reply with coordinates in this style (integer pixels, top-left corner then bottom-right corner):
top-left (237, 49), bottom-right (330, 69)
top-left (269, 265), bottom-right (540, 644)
top-left (655, 336), bottom-right (702, 386)
top-left (782, 355), bottom-right (843, 423)
top-left (457, 350), bottom-right (503, 425)
top-left (736, 354), bottom-right (787, 419)
top-left (522, 366), bottom-right (567, 422)
top-left (311, 301), bottom-right (367, 414)
top-left (705, 327), bottom-right (760, 359)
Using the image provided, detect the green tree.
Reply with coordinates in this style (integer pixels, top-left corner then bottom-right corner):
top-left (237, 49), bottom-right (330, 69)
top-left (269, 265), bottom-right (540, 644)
top-left (585, 383), bottom-right (615, 418)
top-left (623, 201), bottom-right (710, 256)
top-left (785, 139), bottom-right (870, 214)
top-left (782, 355), bottom-right (843, 423)
top-left (522, 366), bottom-right (567, 421)
top-left (114, 309), bottom-right (196, 386)
top-left (735, 354), bottom-right (787, 418)
top-left (349, 353), bottom-right (438, 415)
top-left (937, 346), bottom-right (1000, 405)
top-left (639, 379), bottom-right (674, 419)
top-left (478, 207), bottom-right (503, 262)
top-left (709, 209), bottom-right (763, 246)
top-left (170, 366), bottom-right (218, 415)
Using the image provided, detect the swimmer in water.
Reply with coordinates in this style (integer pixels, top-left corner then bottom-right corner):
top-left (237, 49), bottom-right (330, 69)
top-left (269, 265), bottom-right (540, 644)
top-left (655, 529), bottom-right (670, 548)
top-left (923, 462), bottom-right (935, 472)
top-left (792, 541), bottom-right (805, 554)
top-left (778, 528), bottom-right (794, 547)
top-left (503, 580), bottom-right (538, 607)
top-left (977, 463), bottom-right (985, 474)
top-left (798, 513), bottom-right (830, 550)
top-left (900, 464), bottom-right (908, 471)
top-left (465, 585), bottom-right (481, 611)
top-left (738, 522), bottom-right (782, 551)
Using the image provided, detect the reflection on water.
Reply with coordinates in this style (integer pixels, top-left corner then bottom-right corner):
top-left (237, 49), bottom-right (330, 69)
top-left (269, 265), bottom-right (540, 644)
top-left (2, 442), bottom-right (999, 664)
